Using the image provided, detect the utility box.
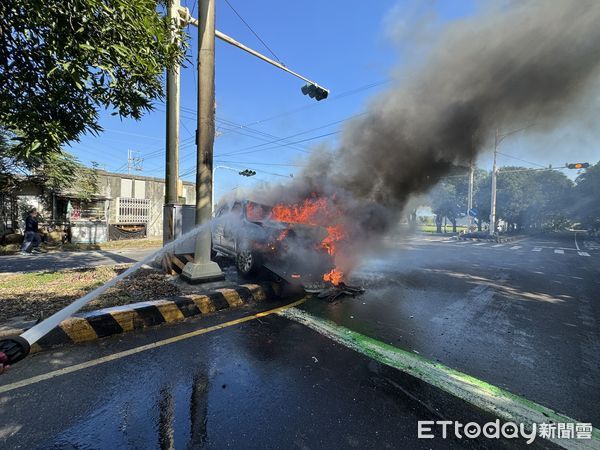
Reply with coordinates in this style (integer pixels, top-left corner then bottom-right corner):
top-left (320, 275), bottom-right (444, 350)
top-left (163, 204), bottom-right (197, 254)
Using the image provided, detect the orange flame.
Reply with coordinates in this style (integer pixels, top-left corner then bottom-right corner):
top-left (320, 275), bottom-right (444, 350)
top-left (271, 197), bottom-right (347, 285)
top-left (271, 197), bottom-right (329, 225)
top-left (323, 268), bottom-right (344, 285)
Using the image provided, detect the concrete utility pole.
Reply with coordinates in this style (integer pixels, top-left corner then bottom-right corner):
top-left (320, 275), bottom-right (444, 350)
top-left (165, 0), bottom-right (181, 205)
top-left (181, 0), bottom-right (224, 282)
top-left (467, 159), bottom-right (474, 231)
top-left (164, 0), bottom-right (181, 244)
top-left (489, 130), bottom-right (499, 235)
top-left (177, 3), bottom-right (329, 282)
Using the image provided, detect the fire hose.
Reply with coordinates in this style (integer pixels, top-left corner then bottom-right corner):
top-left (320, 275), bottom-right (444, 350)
top-left (0, 222), bottom-right (214, 370)
top-left (0, 256), bottom-right (152, 367)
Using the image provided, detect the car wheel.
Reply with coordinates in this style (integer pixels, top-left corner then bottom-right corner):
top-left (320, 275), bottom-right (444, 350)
top-left (236, 249), bottom-right (259, 276)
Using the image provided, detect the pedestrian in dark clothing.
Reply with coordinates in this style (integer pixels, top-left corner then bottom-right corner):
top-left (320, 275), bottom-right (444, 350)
top-left (20, 209), bottom-right (42, 255)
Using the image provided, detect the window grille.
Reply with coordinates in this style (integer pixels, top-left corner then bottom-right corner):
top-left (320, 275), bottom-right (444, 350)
top-left (115, 197), bottom-right (150, 223)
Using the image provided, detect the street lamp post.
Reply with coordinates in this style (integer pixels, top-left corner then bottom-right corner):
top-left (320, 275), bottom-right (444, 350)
top-left (489, 125), bottom-right (534, 236)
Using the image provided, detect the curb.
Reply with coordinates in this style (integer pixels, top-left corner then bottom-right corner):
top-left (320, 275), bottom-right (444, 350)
top-left (28, 283), bottom-right (271, 353)
top-left (458, 235), bottom-right (522, 243)
top-left (161, 253), bottom-right (193, 275)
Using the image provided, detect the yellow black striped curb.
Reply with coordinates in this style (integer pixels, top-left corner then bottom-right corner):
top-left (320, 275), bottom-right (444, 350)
top-left (30, 284), bottom-right (270, 352)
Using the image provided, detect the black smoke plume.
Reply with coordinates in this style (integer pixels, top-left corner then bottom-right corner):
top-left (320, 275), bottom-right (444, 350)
top-left (239, 1), bottom-right (600, 275)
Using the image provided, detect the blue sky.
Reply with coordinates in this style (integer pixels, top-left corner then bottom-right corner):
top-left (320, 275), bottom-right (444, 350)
top-left (67, 0), bottom-right (598, 201)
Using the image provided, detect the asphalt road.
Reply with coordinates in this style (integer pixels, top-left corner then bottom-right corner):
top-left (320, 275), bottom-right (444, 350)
top-left (0, 299), bottom-right (513, 449)
top-left (0, 248), bottom-right (158, 274)
top-left (0, 232), bottom-right (597, 448)
top-left (303, 232), bottom-right (599, 425)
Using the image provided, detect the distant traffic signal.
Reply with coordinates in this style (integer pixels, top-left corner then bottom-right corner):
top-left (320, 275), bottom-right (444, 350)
top-left (301, 83), bottom-right (329, 101)
top-left (566, 162), bottom-right (590, 169)
top-left (239, 169), bottom-right (256, 177)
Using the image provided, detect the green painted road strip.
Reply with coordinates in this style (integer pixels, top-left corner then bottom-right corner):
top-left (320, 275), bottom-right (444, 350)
top-left (279, 307), bottom-right (600, 450)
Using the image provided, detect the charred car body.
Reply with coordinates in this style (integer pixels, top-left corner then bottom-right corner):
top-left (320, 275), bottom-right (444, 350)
top-left (212, 200), bottom-right (334, 289)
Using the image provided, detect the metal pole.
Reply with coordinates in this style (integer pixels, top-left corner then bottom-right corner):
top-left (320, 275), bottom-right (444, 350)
top-left (489, 129), bottom-right (498, 236)
top-left (182, 0), bottom-right (224, 282)
top-left (180, 9), bottom-right (328, 94)
top-left (164, 0), bottom-right (181, 245)
top-left (467, 159), bottom-right (474, 231)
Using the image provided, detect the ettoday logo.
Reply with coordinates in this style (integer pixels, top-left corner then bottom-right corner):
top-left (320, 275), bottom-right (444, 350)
top-left (418, 420), bottom-right (593, 444)
top-left (418, 420), bottom-right (538, 444)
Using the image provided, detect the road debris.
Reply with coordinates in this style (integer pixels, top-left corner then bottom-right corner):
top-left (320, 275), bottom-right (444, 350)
top-left (316, 282), bottom-right (365, 302)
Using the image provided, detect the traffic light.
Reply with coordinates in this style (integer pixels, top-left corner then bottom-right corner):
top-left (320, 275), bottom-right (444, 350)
top-left (301, 83), bottom-right (329, 101)
top-left (566, 162), bottom-right (590, 169)
top-left (239, 169), bottom-right (256, 177)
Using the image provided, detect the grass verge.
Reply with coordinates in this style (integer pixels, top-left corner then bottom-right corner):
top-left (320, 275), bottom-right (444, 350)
top-left (0, 265), bottom-right (180, 323)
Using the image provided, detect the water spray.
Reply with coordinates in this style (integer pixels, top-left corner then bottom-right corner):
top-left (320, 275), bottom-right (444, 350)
top-left (0, 221), bottom-right (214, 367)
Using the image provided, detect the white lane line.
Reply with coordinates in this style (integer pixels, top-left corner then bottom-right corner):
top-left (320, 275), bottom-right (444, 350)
top-left (578, 251), bottom-right (590, 257)
top-left (554, 249), bottom-right (564, 254)
top-left (574, 232), bottom-right (580, 251)
top-left (532, 247), bottom-right (542, 252)
top-left (458, 241), bottom-right (470, 244)
top-left (473, 242), bottom-right (487, 246)
top-left (491, 244), bottom-right (504, 248)
top-left (509, 246), bottom-right (522, 250)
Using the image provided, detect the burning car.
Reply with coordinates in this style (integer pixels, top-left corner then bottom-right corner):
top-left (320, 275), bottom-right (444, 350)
top-left (212, 199), bottom-right (340, 290)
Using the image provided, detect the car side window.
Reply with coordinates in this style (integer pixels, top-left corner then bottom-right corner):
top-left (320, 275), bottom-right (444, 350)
top-left (215, 205), bottom-right (230, 217)
top-left (231, 202), bottom-right (243, 217)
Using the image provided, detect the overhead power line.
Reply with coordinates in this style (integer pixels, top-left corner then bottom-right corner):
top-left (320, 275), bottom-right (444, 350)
top-left (496, 151), bottom-right (546, 168)
top-left (223, 0), bottom-right (282, 63)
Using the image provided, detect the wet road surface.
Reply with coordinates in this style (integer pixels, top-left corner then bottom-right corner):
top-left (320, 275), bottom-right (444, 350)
top-left (303, 233), bottom-right (600, 425)
top-left (0, 299), bottom-right (516, 449)
top-left (0, 233), bottom-right (596, 448)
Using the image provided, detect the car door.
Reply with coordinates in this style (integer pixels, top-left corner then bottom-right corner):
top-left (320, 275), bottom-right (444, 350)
top-left (212, 204), bottom-right (229, 249)
top-left (222, 201), bottom-right (243, 251)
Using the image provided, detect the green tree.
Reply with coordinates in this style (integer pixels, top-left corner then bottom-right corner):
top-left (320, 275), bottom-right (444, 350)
top-left (429, 181), bottom-right (461, 233)
top-left (522, 170), bottom-right (572, 230)
top-left (572, 161), bottom-right (600, 232)
top-left (0, 0), bottom-right (184, 158)
top-left (474, 167), bottom-right (573, 232)
top-left (1, 138), bottom-right (98, 226)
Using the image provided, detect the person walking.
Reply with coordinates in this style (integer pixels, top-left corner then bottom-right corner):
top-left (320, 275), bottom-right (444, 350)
top-left (20, 208), bottom-right (42, 255)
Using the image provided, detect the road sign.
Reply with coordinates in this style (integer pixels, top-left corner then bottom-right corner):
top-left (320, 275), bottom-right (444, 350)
top-left (468, 208), bottom-right (478, 217)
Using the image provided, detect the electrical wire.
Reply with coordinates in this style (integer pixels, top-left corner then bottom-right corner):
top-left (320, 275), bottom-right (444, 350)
top-left (223, 0), bottom-right (282, 63)
top-left (496, 151), bottom-right (546, 168)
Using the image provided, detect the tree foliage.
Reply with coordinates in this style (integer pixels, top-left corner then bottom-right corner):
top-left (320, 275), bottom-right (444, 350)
top-left (431, 165), bottom-right (584, 233)
top-left (572, 161), bottom-right (600, 232)
top-left (1, 137), bottom-right (98, 204)
top-left (0, 0), bottom-right (185, 159)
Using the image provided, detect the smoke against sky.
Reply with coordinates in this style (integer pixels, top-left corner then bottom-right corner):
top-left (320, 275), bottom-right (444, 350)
top-left (312, 0), bottom-right (600, 209)
top-left (239, 0), bottom-right (600, 272)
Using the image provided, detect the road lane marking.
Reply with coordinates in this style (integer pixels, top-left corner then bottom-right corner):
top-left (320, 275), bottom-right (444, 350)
top-left (491, 244), bottom-right (504, 248)
top-left (554, 249), bottom-right (564, 254)
top-left (0, 298), bottom-right (308, 394)
top-left (279, 308), bottom-right (600, 449)
top-left (574, 232), bottom-right (580, 251)
top-left (509, 245), bottom-right (522, 250)
top-left (532, 247), bottom-right (542, 252)
top-left (473, 242), bottom-right (487, 246)
top-left (578, 251), bottom-right (590, 257)
top-left (457, 241), bottom-right (470, 244)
